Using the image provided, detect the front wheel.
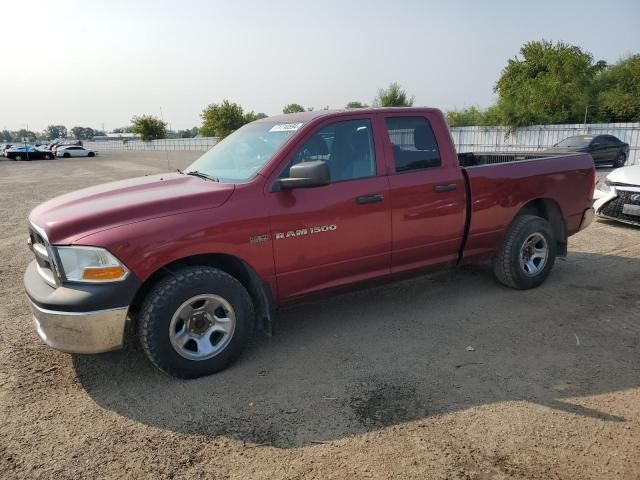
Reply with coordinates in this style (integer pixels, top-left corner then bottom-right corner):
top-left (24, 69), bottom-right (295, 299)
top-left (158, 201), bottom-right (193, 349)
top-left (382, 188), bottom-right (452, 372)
top-left (88, 151), bottom-right (95, 157)
top-left (138, 266), bottom-right (254, 378)
top-left (63, 153), bottom-right (70, 158)
top-left (492, 215), bottom-right (556, 290)
top-left (613, 153), bottom-right (626, 168)
top-left (44, 154), bottom-right (53, 160)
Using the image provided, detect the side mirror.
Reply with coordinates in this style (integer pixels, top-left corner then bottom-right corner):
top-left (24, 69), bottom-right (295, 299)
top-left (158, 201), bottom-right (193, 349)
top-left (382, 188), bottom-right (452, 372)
top-left (277, 160), bottom-right (330, 190)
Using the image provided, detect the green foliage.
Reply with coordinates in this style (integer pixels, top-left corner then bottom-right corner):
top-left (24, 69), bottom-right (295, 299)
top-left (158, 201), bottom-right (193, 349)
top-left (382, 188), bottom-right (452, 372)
top-left (14, 129), bottom-right (37, 142)
top-left (373, 82), bottom-right (414, 107)
top-left (70, 126), bottom-right (96, 140)
top-left (200, 100), bottom-right (247, 138)
top-left (0, 130), bottom-right (13, 142)
top-left (45, 125), bottom-right (68, 140)
top-left (282, 103), bottom-right (306, 114)
top-left (130, 115), bottom-right (167, 141)
top-left (346, 101), bottom-right (368, 108)
top-left (243, 111), bottom-right (268, 123)
top-left (112, 126), bottom-right (132, 133)
top-left (596, 54), bottom-right (640, 122)
top-left (493, 40), bottom-right (605, 126)
top-left (176, 126), bottom-right (200, 138)
top-left (446, 106), bottom-right (488, 127)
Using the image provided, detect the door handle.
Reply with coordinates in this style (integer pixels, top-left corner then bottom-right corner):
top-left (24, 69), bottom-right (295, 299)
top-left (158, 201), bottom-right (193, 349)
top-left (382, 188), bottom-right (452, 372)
top-left (356, 193), bottom-right (385, 204)
top-left (434, 183), bottom-right (457, 193)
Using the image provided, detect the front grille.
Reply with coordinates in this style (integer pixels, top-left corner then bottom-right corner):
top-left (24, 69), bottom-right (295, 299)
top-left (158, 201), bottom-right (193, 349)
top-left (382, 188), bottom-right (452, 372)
top-left (28, 224), bottom-right (58, 286)
top-left (601, 190), bottom-right (640, 225)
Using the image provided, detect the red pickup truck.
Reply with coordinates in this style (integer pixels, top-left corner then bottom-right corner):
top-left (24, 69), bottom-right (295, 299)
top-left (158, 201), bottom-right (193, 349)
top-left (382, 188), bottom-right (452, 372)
top-left (25, 108), bottom-right (595, 378)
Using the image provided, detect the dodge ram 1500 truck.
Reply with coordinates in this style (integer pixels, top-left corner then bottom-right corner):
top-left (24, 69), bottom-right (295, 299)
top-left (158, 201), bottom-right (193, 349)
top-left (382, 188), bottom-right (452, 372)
top-left (24, 108), bottom-right (596, 378)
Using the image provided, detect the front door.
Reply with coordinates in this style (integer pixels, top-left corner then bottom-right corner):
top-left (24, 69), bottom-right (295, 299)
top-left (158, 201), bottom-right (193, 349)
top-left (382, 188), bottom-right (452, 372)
top-left (264, 116), bottom-right (391, 299)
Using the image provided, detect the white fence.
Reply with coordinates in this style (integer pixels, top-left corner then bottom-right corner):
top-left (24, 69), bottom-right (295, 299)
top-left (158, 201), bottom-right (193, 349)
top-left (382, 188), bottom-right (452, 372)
top-left (450, 122), bottom-right (640, 165)
top-left (83, 137), bottom-right (217, 152)
top-left (84, 122), bottom-right (640, 166)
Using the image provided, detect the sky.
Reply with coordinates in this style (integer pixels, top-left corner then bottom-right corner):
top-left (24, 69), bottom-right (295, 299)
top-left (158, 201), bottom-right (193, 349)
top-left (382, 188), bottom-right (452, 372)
top-left (1, 0), bottom-right (639, 132)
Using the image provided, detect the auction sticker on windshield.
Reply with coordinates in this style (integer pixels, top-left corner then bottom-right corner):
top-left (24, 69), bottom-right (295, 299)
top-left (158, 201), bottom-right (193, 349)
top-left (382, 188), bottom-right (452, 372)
top-left (270, 123), bottom-right (303, 132)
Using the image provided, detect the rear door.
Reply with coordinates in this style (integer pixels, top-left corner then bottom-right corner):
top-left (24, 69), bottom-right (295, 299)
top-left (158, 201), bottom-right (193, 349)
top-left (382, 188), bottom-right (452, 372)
top-left (381, 112), bottom-right (467, 273)
top-left (264, 115), bottom-right (391, 299)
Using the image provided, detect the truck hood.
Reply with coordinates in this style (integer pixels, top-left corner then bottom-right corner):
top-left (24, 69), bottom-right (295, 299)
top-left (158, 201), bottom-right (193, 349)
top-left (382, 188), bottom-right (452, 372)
top-left (29, 172), bottom-right (235, 244)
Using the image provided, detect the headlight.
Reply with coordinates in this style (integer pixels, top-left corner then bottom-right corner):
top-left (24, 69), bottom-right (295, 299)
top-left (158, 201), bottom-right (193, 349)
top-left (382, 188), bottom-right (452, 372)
top-left (598, 179), bottom-right (612, 193)
top-left (55, 246), bottom-right (129, 282)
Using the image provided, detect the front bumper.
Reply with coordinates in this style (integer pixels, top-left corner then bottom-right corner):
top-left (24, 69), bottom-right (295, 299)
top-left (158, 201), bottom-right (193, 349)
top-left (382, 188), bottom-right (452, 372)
top-left (594, 187), bottom-right (640, 226)
top-left (24, 259), bottom-right (140, 353)
top-left (29, 300), bottom-right (128, 353)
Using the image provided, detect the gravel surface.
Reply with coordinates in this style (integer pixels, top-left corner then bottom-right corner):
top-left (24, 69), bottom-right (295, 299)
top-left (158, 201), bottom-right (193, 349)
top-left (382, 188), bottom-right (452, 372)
top-left (1, 152), bottom-right (639, 479)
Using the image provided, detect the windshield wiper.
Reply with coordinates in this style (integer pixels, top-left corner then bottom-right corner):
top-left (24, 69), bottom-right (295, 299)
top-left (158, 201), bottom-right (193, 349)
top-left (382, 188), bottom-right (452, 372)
top-left (184, 170), bottom-right (219, 182)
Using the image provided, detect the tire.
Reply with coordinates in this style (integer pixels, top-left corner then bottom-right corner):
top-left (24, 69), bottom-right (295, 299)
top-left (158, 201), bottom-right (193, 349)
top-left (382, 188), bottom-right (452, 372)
top-left (15, 155), bottom-right (22, 161)
top-left (63, 153), bottom-right (70, 158)
top-left (44, 154), bottom-right (53, 160)
top-left (613, 153), bottom-right (626, 168)
top-left (88, 152), bottom-right (95, 157)
top-left (138, 266), bottom-right (254, 379)
top-left (492, 214), bottom-right (556, 290)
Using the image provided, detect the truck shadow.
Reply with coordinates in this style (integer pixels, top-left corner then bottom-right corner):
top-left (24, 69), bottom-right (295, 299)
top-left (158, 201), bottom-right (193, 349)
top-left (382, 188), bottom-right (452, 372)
top-left (73, 250), bottom-right (640, 448)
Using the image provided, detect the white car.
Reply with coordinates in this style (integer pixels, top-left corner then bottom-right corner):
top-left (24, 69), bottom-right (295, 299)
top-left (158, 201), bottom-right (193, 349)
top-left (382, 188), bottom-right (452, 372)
top-left (594, 164), bottom-right (640, 226)
top-left (56, 146), bottom-right (97, 158)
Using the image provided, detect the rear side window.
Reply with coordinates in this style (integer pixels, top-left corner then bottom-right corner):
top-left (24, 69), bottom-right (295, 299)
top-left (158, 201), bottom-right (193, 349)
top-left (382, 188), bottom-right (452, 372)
top-left (385, 116), bottom-right (441, 172)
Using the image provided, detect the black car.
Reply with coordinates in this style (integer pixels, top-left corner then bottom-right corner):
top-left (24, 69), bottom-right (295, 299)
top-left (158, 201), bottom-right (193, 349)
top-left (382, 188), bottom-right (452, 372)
top-left (546, 134), bottom-right (630, 167)
top-left (6, 146), bottom-right (54, 161)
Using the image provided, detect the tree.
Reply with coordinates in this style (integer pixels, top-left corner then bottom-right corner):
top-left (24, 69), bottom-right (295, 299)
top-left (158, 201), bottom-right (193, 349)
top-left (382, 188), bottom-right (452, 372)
top-left (346, 101), bottom-right (368, 108)
top-left (200, 100), bottom-right (246, 138)
top-left (130, 115), bottom-right (167, 141)
top-left (0, 130), bottom-right (13, 142)
top-left (14, 129), bottom-right (36, 142)
top-left (112, 126), bottom-right (132, 133)
top-left (596, 54), bottom-right (640, 122)
top-left (493, 40), bottom-right (605, 126)
top-left (71, 126), bottom-right (96, 140)
top-left (282, 103), bottom-right (305, 114)
top-left (243, 111), bottom-right (268, 123)
top-left (373, 82), bottom-right (414, 107)
top-left (45, 125), bottom-right (67, 140)
top-left (446, 106), bottom-right (487, 127)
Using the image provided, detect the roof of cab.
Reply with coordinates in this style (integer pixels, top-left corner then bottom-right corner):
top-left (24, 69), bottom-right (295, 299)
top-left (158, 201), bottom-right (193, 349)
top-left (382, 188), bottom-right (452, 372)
top-left (257, 107), bottom-right (439, 124)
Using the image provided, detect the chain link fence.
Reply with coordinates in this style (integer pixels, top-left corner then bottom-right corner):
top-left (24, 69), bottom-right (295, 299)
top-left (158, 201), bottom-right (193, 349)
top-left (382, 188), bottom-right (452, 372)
top-left (450, 122), bottom-right (640, 165)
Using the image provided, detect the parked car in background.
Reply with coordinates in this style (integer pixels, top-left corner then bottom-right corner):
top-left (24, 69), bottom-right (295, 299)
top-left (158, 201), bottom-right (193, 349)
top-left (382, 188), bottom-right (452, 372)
top-left (6, 146), bottom-right (54, 161)
top-left (1, 144), bottom-right (13, 156)
top-left (594, 164), bottom-right (640, 226)
top-left (56, 146), bottom-right (96, 158)
top-left (545, 134), bottom-right (630, 167)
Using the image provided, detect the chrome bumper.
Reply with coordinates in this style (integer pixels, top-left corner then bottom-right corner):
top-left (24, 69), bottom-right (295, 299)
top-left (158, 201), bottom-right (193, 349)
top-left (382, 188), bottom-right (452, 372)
top-left (29, 300), bottom-right (128, 353)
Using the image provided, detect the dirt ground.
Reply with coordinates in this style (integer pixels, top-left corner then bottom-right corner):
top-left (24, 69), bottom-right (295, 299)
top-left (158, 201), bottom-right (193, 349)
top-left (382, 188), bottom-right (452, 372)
top-left (0, 151), bottom-right (639, 479)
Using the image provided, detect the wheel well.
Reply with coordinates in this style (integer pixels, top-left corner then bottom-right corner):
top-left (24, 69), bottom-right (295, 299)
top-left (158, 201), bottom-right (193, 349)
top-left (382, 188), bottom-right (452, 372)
top-left (129, 254), bottom-right (275, 334)
top-left (517, 198), bottom-right (567, 256)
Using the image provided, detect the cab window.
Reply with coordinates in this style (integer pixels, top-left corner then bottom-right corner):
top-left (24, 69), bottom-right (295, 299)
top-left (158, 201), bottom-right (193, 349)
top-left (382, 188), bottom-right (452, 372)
top-left (283, 118), bottom-right (376, 182)
top-left (385, 116), bottom-right (441, 172)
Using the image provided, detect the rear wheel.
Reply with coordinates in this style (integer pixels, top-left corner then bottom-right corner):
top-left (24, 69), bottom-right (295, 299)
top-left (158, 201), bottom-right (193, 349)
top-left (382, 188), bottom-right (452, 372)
top-left (88, 151), bottom-right (95, 157)
top-left (138, 266), bottom-right (254, 378)
top-left (492, 215), bottom-right (556, 290)
top-left (14, 155), bottom-right (22, 161)
top-left (613, 153), bottom-right (626, 168)
top-left (63, 152), bottom-right (70, 158)
top-left (44, 154), bottom-right (53, 160)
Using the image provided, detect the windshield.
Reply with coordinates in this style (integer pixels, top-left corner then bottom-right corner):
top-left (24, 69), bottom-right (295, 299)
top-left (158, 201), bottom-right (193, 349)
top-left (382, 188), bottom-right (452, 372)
top-left (556, 136), bottom-right (592, 148)
top-left (185, 121), bottom-right (303, 182)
